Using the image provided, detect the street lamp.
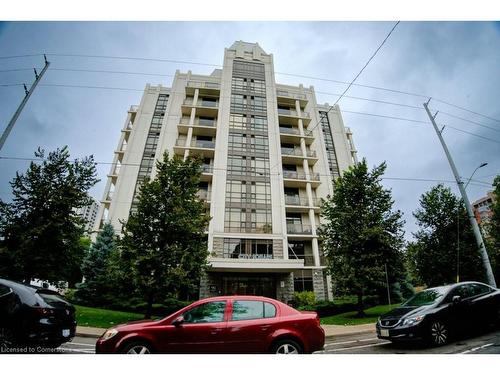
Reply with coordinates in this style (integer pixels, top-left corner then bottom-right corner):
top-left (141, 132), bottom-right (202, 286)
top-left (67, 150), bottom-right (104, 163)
top-left (456, 162), bottom-right (488, 283)
top-left (464, 162), bottom-right (488, 190)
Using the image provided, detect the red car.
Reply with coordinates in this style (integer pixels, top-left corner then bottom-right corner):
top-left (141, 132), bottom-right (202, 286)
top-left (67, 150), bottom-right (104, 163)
top-left (96, 295), bottom-right (324, 354)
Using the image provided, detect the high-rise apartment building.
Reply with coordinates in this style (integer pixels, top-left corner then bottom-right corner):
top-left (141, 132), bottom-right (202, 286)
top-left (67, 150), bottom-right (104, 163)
top-left (77, 196), bottom-right (100, 233)
top-left (472, 191), bottom-right (496, 236)
top-left (94, 41), bottom-right (358, 302)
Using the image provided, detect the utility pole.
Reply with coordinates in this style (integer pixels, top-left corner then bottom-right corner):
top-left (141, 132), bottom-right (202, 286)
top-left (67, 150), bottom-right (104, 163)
top-left (385, 263), bottom-right (391, 306)
top-left (423, 100), bottom-right (496, 287)
top-left (0, 55), bottom-right (50, 152)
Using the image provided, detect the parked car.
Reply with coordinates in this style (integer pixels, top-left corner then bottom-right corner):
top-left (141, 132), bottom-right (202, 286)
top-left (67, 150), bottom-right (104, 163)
top-left (0, 278), bottom-right (76, 349)
top-left (96, 295), bottom-right (325, 354)
top-left (376, 281), bottom-right (500, 346)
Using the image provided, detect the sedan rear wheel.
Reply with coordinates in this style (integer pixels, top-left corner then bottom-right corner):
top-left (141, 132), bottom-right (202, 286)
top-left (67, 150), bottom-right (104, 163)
top-left (430, 321), bottom-right (448, 346)
top-left (122, 342), bottom-right (153, 354)
top-left (272, 339), bottom-right (302, 354)
top-left (0, 328), bottom-right (15, 349)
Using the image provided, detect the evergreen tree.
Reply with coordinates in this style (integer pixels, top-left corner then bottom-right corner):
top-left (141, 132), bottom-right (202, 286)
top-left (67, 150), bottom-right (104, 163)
top-left (120, 152), bottom-right (210, 318)
top-left (320, 159), bottom-right (406, 316)
top-left (0, 146), bottom-right (98, 284)
top-left (409, 184), bottom-right (484, 286)
top-left (75, 223), bottom-right (117, 306)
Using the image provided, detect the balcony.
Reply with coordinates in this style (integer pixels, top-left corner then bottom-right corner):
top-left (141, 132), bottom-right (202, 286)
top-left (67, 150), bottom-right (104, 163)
top-left (277, 108), bottom-right (311, 126)
top-left (200, 164), bottom-right (213, 182)
top-left (281, 147), bottom-right (318, 165)
top-left (279, 126), bottom-right (314, 145)
top-left (285, 196), bottom-right (322, 213)
top-left (287, 223), bottom-right (313, 235)
top-left (178, 117), bottom-right (217, 136)
top-left (186, 80), bottom-right (221, 96)
top-left (283, 171), bottom-right (321, 188)
top-left (174, 139), bottom-right (215, 157)
top-left (276, 90), bottom-right (308, 107)
top-left (196, 189), bottom-right (211, 202)
top-left (182, 98), bottom-right (219, 116)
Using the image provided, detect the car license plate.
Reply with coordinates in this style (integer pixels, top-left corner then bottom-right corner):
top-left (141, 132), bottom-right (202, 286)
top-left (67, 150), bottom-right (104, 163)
top-left (380, 329), bottom-right (389, 337)
top-left (62, 329), bottom-right (70, 337)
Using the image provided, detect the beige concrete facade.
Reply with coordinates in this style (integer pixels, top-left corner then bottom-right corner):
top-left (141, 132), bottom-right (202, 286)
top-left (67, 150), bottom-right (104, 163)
top-left (93, 41), bottom-right (358, 302)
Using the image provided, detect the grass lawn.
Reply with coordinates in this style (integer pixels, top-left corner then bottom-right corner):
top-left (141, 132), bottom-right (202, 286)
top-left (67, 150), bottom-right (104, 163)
top-left (320, 304), bottom-right (399, 326)
top-left (75, 305), bottom-right (147, 329)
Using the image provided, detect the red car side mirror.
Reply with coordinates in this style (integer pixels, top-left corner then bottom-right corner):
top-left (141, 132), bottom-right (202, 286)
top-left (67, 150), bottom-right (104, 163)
top-left (172, 316), bottom-right (185, 327)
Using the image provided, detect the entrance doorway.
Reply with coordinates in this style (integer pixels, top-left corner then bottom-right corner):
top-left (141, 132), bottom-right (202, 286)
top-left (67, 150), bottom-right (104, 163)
top-left (222, 275), bottom-right (276, 298)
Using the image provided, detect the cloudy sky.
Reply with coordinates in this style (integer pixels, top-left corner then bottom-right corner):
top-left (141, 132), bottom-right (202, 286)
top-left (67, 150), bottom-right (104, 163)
top-left (0, 21), bottom-right (499, 240)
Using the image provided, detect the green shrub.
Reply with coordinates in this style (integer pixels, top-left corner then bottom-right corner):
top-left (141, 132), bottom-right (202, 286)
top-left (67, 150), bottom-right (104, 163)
top-left (293, 291), bottom-right (316, 307)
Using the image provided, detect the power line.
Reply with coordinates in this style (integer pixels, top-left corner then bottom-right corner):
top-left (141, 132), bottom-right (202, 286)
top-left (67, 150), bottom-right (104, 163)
top-left (46, 53), bottom-right (221, 68)
top-left (307, 21), bottom-right (400, 135)
top-left (433, 97), bottom-right (500, 124)
top-left (2, 79), bottom-right (499, 144)
top-left (0, 155), bottom-right (493, 187)
top-left (3, 51), bottom-right (500, 126)
top-left (437, 110), bottom-right (500, 134)
top-left (0, 54), bottom-right (44, 60)
top-left (2, 52), bottom-right (499, 125)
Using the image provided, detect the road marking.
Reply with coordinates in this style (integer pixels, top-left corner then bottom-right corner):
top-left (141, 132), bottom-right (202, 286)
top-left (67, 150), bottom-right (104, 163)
top-left (59, 348), bottom-right (95, 353)
top-left (460, 343), bottom-right (494, 354)
top-left (324, 337), bottom-right (379, 347)
top-left (320, 342), bottom-right (391, 353)
top-left (63, 342), bottom-right (96, 347)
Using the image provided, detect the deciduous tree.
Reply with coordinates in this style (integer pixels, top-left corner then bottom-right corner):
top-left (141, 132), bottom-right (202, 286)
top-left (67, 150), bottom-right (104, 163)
top-left (0, 146), bottom-right (98, 284)
top-left (320, 159), bottom-right (406, 316)
top-left (120, 152), bottom-right (210, 318)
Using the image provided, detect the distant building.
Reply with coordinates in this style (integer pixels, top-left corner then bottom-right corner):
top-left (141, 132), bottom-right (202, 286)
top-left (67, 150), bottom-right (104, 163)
top-left (76, 197), bottom-right (100, 233)
top-left (94, 41), bottom-right (358, 302)
top-left (472, 191), bottom-right (496, 235)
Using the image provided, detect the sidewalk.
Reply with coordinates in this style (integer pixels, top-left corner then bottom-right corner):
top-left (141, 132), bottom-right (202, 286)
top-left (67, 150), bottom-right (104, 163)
top-left (76, 323), bottom-right (375, 339)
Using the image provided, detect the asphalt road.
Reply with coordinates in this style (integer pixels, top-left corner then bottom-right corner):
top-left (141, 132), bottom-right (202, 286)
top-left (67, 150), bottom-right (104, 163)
top-left (58, 328), bottom-right (500, 354)
top-left (316, 328), bottom-right (500, 354)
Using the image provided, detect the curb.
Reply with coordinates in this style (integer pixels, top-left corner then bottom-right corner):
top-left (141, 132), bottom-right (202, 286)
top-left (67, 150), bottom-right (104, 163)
top-left (326, 328), bottom-right (376, 338)
top-left (75, 326), bottom-right (376, 340)
top-left (75, 331), bottom-right (102, 339)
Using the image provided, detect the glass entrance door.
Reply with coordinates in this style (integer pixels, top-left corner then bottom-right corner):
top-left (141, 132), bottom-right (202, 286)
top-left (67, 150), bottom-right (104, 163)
top-left (222, 275), bottom-right (276, 298)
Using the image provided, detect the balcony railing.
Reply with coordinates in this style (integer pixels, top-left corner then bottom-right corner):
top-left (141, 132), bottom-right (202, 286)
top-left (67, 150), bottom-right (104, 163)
top-left (276, 90), bottom-right (307, 100)
top-left (281, 148), bottom-right (316, 158)
top-left (278, 108), bottom-right (310, 118)
top-left (279, 127), bottom-right (300, 135)
top-left (283, 171), bottom-right (306, 180)
top-left (180, 117), bottom-right (216, 127)
top-left (197, 190), bottom-right (211, 200)
top-left (287, 223), bottom-right (313, 235)
top-left (175, 139), bottom-right (216, 149)
top-left (284, 195), bottom-right (307, 206)
top-left (201, 165), bottom-right (213, 173)
top-left (281, 148), bottom-right (302, 156)
top-left (184, 98), bottom-right (219, 108)
top-left (191, 140), bottom-right (215, 149)
top-left (187, 81), bottom-right (221, 90)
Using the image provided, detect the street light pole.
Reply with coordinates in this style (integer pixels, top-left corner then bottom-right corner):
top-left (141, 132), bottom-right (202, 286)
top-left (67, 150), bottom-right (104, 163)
top-left (457, 162), bottom-right (488, 283)
top-left (423, 100), bottom-right (496, 287)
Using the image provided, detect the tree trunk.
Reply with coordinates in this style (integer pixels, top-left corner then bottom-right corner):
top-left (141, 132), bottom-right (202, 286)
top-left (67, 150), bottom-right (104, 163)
top-left (355, 291), bottom-right (366, 318)
top-left (144, 292), bottom-right (154, 319)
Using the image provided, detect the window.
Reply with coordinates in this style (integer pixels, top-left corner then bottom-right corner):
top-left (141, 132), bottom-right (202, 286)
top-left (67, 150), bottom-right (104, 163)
top-left (471, 283), bottom-right (492, 296)
top-left (264, 302), bottom-right (276, 318)
top-left (0, 285), bottom-right (11, 298)
top-left (183, 301), bottom-right (226, 323)
top-left (231, 300), bottom-right (277, 321)
top-left (231, 301), bottom-right (264, 321)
